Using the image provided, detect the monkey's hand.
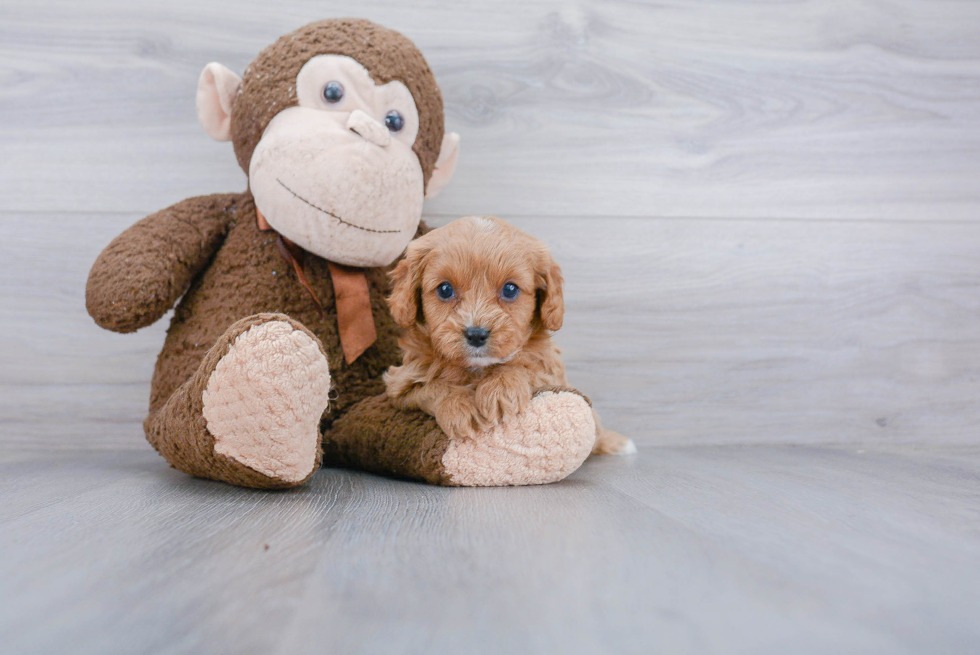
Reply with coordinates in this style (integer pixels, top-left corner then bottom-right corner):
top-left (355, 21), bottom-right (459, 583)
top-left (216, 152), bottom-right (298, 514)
top-left (474, 367), bottom-right (534, 428)
top-left (86, 194), bottom-right (239, 333)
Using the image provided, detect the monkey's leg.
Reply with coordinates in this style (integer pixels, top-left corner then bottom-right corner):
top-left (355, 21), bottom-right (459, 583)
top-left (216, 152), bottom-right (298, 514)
top-left (323, 388), bottom-right (595, 486)
top-left (145, 313), bottom-right (331, 489)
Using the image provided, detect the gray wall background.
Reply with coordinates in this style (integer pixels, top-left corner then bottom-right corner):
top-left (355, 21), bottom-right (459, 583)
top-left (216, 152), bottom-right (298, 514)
top-left (3, 0), bottom-right (980, 448)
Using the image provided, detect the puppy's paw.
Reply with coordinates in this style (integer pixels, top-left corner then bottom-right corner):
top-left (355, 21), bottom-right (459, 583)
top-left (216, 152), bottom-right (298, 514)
top-left (437, 410), bottom-right (486, 441)
top-left (475, 377), bottom-right (533, 426)
top-left (382, 365), bottom-right (413, 400)
top-left (435, 390), bottom-right (488, 440)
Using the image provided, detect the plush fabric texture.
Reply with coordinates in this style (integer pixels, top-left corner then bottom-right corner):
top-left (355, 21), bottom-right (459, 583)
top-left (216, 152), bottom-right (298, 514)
top-left (231, 18), bottom-right (445, 192)
top-left (248, 105), bottom-right (425, 266)
top-left (245, 53), bottom-right (427, 269)
top-left (345, 108), bottom-right (392, 147)
top-left (144, 313), bottom-right (325, 490)
top-left (86, 193), bottom-right (238, 334)
top-left (255, 211), bottom-right (378, 363)
top-left (294, 55), bottom-right (421, 147)
top-left (87, 191), bottom-right (427, 485)
top-left (424, 132), bottom-right (460, 199)
top-left (325, 387), bottom-right (595, 486)
top-left (141, 193), bottom-right (420, 421)
top-left (203, 319), bottom-right (331, 483)
top-left (441, 389), bottom-right (596, 486)
top-left (324, 393), bottom-right (453, 485)
top-left (196, 62), bottom-right (242, 141)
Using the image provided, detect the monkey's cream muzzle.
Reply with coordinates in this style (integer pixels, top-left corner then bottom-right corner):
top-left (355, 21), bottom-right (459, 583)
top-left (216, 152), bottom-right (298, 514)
top-left (247, 54), bottom-right (430, 268)
top-left (249, 105), bottom-right (424, 268)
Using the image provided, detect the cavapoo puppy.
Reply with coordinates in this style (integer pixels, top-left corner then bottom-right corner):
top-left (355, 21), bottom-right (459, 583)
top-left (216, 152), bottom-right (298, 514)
top-left (384, 215), bottom-right (634, 456)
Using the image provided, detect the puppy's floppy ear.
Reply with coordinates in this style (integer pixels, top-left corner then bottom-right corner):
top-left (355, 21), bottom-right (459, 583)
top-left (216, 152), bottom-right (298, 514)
top-left (388, 241), bottom-right (431, 328)
top-left (534, 247), bottom-right (564, 331)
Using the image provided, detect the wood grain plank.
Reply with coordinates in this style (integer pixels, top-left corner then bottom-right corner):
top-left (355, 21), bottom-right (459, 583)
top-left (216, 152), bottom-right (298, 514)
top-left (276, 462), bottom-right (867, 655)
top-left (514, 215), bottom-right (980, 445)
top-left (6, 212), bottom-right (980, 448)
top-left (2, 445), bottom-right (977, 654)
top-left (0, 450), bottom-right (356, 655)
top-left (577, 444), bottom-right (980, 654)
top-left (1, 0), bottom-right (978, 218)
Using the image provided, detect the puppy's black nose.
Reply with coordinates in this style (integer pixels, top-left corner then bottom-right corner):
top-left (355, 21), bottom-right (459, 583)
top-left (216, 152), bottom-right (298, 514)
top-left (464, 326), bottom-right (490, 348)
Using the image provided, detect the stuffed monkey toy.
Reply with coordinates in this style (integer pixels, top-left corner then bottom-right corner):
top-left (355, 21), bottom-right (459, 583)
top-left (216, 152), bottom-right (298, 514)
top-left (86, 19), bottom-right (597, 489)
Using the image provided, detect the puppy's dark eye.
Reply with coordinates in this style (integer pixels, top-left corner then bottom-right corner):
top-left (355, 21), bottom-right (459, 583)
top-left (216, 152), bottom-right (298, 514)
top-left (385, 110), bottom-right (404, 132)
top-left (322, 81), bottom-right (344, 104)
top-left (436, 282), bottom-right (455, 300)
top-left (501, 282), bottom-right (520, 301)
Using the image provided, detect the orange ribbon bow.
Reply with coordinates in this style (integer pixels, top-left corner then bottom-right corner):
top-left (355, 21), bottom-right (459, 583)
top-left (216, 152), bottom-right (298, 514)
top-left (257, 207), bottom-right (377, 365)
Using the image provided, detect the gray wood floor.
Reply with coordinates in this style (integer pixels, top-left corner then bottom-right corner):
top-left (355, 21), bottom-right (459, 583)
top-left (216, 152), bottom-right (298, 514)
top-left (3, 0), bottom-right (980, 653)
top-left (2, 443), bottom-right (979, 654)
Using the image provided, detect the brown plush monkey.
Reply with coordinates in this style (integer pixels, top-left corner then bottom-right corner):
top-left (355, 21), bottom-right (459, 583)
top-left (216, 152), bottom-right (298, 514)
top-left (86, 19), bottom-right (597, 489)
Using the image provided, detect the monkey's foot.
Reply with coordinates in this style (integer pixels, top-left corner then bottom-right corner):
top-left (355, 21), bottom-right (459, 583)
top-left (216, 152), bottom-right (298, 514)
top-left (441, 388), bottom-right (596, 486)
top-left (145, 313), bottom-right (331, 489)
top-left (203, 317), bottom-right (331, 485)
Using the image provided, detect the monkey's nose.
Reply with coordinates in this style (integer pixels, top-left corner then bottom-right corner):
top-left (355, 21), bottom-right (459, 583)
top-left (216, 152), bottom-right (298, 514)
top-left (346, 109), bottom-right (391, 147)
top-left (464, 327), bottom-right (490, 348)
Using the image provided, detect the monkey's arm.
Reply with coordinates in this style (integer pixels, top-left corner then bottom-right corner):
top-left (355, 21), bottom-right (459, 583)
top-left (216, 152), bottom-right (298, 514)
top-left (86, 193), bottom-right (241, 333)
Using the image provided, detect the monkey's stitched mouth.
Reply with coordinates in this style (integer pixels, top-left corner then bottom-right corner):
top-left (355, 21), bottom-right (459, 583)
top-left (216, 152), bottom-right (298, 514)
top-left (276, 179), bottom-right (402, 234)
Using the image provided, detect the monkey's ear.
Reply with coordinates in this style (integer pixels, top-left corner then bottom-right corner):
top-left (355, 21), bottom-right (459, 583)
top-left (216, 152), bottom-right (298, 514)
top-left (424, 132), bottom-right (460, 199)
top-left (535, 249), bottom-right (565, 332)
top-left (196, 62), bottom-right (242, 142)
top-left (387, 243), bottom-right (431, 328)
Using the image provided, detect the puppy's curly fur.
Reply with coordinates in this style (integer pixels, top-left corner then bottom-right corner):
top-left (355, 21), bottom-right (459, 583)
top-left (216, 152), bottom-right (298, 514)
top-left (384, 216), bottom-right (633, 455)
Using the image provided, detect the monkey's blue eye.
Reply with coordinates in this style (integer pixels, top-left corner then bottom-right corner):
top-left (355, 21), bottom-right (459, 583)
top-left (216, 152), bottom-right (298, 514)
top-left (385, 110), bottom-right (404, 132)
top-left (322, 81), bottom-right (344, 104)
top-left (436, 282), bottom-right (455, 300)
top-left (501, 282), bottom-right (520, 300)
